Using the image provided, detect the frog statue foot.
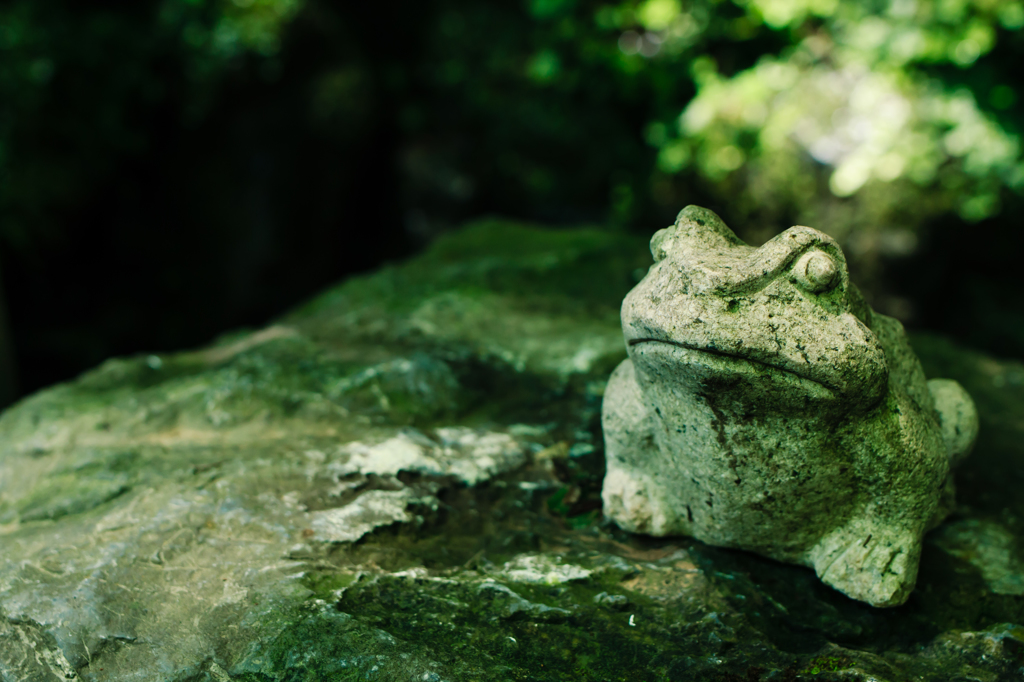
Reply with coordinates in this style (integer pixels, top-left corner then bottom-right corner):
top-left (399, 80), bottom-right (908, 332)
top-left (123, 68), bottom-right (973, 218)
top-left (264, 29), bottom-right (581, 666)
top-left (601, 206), bottom-right (979, 607)
top-left (809, 520), bottom-right (924, 607)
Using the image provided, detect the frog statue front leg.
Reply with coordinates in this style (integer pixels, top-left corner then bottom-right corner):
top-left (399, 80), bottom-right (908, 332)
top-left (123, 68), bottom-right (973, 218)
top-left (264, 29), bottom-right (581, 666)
top-left (601, 206), bottom-right (978, 608)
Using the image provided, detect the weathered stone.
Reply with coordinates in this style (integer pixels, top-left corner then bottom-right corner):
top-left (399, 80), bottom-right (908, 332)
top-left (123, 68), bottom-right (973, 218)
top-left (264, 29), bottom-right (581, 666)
top-left (602, 206), bottom-right (978, 607)
top-left (0, 218), bottom-right (1021, 681)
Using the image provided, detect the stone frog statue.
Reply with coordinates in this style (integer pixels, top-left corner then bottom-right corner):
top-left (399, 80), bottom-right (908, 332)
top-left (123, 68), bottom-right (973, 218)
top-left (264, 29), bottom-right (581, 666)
top-left (602, 206), bottom-right (978, 607)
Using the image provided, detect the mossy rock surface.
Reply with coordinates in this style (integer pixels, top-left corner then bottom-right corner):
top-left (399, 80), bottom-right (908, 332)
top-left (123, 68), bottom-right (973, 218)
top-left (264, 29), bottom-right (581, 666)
top-left (1, 219), bottom-right (1023, 681)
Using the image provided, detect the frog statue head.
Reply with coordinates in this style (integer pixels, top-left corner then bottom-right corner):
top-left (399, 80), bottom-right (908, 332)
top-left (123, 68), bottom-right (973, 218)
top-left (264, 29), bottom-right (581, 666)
top-left (602, 206), bottom-right (978, 607)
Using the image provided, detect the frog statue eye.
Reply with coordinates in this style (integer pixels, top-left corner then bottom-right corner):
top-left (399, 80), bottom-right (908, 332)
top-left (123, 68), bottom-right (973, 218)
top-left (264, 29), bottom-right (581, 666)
top-left (792, 250), bottom-right (839, 293)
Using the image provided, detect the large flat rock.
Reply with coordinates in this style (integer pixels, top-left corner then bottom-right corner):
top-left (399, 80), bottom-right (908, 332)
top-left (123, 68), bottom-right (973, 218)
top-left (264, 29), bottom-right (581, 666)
top-left (1, 219), bottom-right (1022, 681)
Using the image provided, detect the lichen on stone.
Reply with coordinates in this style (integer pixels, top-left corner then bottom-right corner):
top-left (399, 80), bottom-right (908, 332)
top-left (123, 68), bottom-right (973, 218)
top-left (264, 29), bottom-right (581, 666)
top-left (0, 217), bottom-right (1021, 681)
top-left (602, 206), bottom-right (978, 607)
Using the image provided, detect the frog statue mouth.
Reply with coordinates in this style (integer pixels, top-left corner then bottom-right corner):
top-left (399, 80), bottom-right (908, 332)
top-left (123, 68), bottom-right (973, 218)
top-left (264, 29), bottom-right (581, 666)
top-left (627, 337), bottom-right (837, 392)
top-left (623, 310), bottom-right (889, 409)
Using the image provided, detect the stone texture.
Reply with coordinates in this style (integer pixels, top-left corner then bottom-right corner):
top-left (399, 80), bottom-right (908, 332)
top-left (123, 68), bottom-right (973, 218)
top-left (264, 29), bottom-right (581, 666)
top-left (0, 217), bottom-right (1021, 681)
top-left (602, 206), bottom-right (978, 607)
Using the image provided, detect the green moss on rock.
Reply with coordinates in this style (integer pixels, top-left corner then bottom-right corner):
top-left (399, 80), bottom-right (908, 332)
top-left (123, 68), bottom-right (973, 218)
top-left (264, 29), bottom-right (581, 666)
top-left (0, 220), bottom-right (1022, 681)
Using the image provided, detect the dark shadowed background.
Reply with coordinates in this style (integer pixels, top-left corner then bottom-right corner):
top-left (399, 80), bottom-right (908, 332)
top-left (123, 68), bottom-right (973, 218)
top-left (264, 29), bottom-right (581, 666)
top-left (1, 0), bottom-right (1022, 408)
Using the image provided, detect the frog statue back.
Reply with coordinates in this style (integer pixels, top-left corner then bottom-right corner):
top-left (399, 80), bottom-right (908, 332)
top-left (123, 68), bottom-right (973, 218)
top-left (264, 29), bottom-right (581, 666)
top-left (601, 205), bottom-right (978, 607)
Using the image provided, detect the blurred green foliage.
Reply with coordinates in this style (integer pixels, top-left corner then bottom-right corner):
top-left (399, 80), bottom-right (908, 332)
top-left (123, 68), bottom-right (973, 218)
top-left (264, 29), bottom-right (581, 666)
top-left (3, 0), bottom-right (1021, 249)
top-left (646, 0), bottom-right (1024, 256)
top-left (3, 0), bottom-right (1023, 239)
top-left (0, 0), bottom-right (1023, 398)
top-left (0, 0), bottom-right (302, 247)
